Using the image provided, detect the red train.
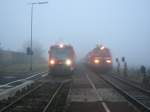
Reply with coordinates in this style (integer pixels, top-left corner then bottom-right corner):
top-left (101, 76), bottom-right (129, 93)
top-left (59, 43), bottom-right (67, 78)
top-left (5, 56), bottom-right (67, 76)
top-left (48, 43), bottom-right (76, 75)
top-left (85, 44), bottom-right (112, 73)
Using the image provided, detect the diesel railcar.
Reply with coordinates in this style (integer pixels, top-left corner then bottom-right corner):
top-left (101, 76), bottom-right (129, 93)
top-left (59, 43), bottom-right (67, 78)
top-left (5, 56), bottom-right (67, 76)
top-left (85, 45), bottom-right (112, 73)
top-left (48, 43), bottom-right (76, 75)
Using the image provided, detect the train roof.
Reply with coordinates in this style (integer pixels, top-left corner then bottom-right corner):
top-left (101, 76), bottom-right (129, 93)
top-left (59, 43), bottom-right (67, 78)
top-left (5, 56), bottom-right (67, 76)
top-left (87, 45), bottom-right (111, 57)
top-left (50, 43), bottom-right (73, 49)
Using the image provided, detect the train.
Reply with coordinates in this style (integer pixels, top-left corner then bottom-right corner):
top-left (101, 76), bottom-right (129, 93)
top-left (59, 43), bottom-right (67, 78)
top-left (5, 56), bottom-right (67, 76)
top-left (48, 43), bottom-right (76, 75)
top-left (85, 44), bottom-right (112, 73)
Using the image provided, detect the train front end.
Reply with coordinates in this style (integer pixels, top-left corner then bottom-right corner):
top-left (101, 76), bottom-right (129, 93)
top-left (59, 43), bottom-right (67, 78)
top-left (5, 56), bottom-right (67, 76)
top-left (90, 57), bottom-right (112, 72)
top-left (86, 45), bottom-right (113, 73)
top-left (48, 44), bottom-right (76, 75)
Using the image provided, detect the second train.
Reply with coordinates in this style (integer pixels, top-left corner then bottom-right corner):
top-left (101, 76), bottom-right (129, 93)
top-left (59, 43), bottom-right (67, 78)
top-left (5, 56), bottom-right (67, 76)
top-left (85, 44), bottom-right (113, 73)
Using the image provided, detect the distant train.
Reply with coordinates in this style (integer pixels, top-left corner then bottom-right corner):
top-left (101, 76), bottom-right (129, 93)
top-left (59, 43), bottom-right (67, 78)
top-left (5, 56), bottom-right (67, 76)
top-left (48, 43), bottom-right (76, 75)
top-left (85, 44), bottom-right (112, 73)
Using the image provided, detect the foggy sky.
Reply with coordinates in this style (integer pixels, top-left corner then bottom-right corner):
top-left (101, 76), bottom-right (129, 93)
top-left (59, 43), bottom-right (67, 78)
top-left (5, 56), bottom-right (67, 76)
top-left (0, 0), bottom-right (150, 67)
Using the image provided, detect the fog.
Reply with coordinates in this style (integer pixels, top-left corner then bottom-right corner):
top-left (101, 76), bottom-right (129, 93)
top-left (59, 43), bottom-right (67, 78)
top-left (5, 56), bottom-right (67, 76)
top-left (0, 0), bottom-right (150, 67)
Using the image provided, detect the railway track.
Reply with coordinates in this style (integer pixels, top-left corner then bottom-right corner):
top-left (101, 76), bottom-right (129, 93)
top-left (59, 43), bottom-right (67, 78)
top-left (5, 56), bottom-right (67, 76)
top-left (85, 72), bottom-right (111, 112)
top-left (67, 66), bottom-right (140, 112)
top-left (0, 72), bottom-right (48, 100)
top-left (65, 66), bottom-right (113, 112)
top-left (0, 71), bottom-right (47, 88)
top-left (100, 74), bottom-right (150, 112)
top-left (110, 74), bottom-right (150, 95)
top-left (0, 79), bottom-right (71, 112)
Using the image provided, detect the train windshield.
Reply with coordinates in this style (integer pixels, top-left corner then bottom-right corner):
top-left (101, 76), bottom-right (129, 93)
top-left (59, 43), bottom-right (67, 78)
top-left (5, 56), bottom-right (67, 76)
top-left (93, 48), bottom-right (111, 57)
top-left (99, 49), bottom-right (111, 57)
top-left (50, 47), bottom-right (72, 60)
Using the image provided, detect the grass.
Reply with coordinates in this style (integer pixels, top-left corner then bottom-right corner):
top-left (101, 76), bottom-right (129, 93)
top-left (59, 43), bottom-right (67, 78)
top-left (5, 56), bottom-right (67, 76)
top-left (0, 63), bottom-right (48, 75)
top-left (113, 68), bottom-right (150, 83)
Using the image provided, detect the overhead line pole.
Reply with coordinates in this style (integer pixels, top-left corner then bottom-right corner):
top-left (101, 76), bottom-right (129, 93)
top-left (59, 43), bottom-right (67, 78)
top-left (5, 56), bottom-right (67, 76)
top-left (29, 1), bottom-right (48, 71)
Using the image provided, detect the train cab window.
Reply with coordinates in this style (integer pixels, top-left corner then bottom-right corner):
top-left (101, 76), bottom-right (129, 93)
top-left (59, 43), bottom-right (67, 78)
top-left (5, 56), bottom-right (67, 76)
top-left (50, 47), bottom-right (72, 60)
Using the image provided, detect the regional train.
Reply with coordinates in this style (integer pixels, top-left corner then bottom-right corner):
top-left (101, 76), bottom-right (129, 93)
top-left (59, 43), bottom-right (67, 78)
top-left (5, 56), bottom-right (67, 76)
top-left (48, 43), bottom-right (76, 75)
top-left (85, 44), bottom-right (112, 73)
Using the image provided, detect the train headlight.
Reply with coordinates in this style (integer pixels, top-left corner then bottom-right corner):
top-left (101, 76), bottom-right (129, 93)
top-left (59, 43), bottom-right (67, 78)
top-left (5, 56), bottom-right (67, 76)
top-left (50, 59), bottom-right (55, 65)
top-left (106, 60), bottom-right (112, 64)
top-left (94, 59), bottom-right (100, 64)
top-left (59, 44), bottom-right (64, 48)
top-left (65, 59), bottom-right (72, 66)
top-left (100, 46), bottom-right (105, 50)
